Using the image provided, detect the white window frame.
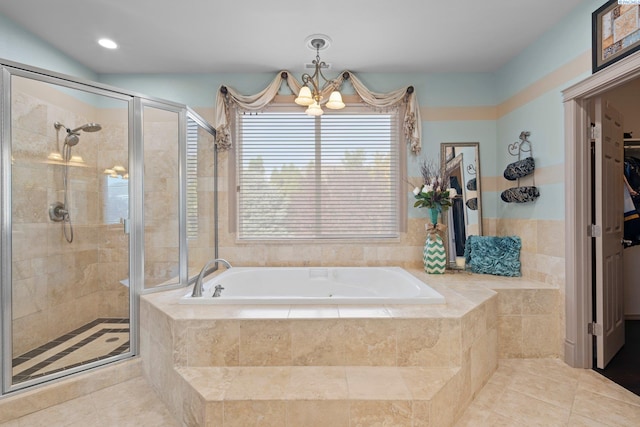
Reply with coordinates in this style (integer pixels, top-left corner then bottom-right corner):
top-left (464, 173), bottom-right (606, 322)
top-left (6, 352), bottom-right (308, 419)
top-left (232, 102), bottom-right (405, 241)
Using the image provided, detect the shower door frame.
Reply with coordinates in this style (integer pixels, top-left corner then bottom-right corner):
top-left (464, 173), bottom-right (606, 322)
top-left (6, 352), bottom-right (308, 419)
top-left (0, 59), bottom-right (216, 396)
top-left (0, 61), bottom-right (146, 395)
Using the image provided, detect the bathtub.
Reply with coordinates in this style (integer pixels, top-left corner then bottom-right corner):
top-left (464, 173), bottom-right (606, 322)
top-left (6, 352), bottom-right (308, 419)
top-left (179, 266), bottom-right (445, 305)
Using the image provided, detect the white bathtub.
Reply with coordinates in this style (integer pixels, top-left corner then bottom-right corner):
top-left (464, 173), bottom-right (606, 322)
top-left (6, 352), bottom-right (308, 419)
top-left (179, 267), bottom-right (445, 305)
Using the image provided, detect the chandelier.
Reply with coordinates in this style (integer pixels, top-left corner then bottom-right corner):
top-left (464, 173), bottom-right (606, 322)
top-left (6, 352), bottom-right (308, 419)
top-left (294, 36), bottom-right (345, 116)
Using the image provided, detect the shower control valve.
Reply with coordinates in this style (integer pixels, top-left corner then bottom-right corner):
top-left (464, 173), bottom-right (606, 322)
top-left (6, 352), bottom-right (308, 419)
top-left (48, 202), bottom-right (68, 222)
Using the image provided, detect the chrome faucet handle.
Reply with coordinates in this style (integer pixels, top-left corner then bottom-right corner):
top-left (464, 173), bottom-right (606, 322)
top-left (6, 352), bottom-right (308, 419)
top-left (191, 258), bottom-right (232, 298)
top-left (212, 284), bottom-right (225, 298)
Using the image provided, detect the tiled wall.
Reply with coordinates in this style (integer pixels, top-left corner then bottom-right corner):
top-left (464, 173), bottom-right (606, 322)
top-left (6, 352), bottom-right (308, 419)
top-left (186, 127), bottom-right (217, 278)
top-left (10, 77), bottom-right (129, 356)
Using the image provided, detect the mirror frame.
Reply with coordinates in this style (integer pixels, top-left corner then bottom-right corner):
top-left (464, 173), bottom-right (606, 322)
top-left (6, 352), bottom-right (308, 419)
top-left (440, 142), bottom-right (482, 267)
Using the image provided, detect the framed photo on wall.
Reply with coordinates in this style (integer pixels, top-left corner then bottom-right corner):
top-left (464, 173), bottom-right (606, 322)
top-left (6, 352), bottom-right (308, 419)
top-left (593, 0), bottom-right (640, 73)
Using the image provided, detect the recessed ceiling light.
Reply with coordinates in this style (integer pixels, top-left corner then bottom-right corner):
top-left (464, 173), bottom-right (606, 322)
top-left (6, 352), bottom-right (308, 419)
top-left (98, 38), bottom-right (118, 49)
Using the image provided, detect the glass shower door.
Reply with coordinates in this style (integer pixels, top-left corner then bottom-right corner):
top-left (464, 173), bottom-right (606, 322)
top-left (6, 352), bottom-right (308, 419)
top-left (6, 71), bottom-right (133, 389)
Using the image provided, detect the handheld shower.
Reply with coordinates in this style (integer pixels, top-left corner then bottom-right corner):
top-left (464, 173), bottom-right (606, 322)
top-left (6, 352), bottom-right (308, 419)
top-left (50, 121), bottom-right (102, 242)
top-left (54, 122), bottom-right (102, 147)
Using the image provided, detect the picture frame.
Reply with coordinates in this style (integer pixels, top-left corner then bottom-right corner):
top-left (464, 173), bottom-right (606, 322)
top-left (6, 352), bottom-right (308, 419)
top-left (593, 1), bottom-right (640, 73)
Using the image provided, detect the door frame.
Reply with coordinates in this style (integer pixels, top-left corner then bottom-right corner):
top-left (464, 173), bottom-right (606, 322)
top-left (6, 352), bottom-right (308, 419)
top-left (563, 53), bottom-right (640, 368)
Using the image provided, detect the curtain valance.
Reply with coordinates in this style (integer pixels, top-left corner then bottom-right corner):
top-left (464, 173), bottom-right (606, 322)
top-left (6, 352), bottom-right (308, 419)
top-left (215, 70), bottom-right (422, 154)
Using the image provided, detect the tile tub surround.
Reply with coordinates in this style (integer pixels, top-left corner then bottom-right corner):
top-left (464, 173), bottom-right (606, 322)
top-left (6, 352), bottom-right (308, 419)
top-left (3, 358), bottom-right (638, 427)
top-left (140, 269), bottom-right (520, 426)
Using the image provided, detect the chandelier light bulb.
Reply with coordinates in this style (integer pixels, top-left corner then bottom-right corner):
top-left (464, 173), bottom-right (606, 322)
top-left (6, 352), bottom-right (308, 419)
top-left (305, 101), bottom-right (324, 116)
top-left (295, 86), bottom-right (314, 106)
top-left (326, 91), bottom-right (345, 110)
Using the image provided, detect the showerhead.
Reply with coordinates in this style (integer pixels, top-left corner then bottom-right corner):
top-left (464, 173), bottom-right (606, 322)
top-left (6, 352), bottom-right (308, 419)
top-left (65, 133), bottom-right (80, 146)
top-left (71, 123), bottom-right (102, 133)
top-left (55, 121), bottom-right (102, 147)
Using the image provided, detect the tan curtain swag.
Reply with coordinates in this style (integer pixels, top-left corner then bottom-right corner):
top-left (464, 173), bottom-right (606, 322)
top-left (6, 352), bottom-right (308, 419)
top-left (215, 70), bottom-right (422, 154)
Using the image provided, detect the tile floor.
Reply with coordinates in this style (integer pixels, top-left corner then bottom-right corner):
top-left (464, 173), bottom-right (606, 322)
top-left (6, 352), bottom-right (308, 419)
top-left (12, 318), bottom-right (129, 384)
top-left (456, 358), bottom-right (640, 427)
top-left (1, 358), bottom-right (639, 426)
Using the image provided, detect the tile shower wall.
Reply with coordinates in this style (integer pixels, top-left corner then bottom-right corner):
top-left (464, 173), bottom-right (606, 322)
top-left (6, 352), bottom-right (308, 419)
top-left (10, 77), bottom-right (129, 356)
top-left (141, 108), bottom-right (217, 287)
top-left (187, 127), bottom-right (216, 278)
top-left (143, 107), bottom-right (180, 288)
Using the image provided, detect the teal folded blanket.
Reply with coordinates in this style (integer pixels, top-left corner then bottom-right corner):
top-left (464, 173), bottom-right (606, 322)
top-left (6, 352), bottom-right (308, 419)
top-left (464, 235), bottom-right (522, 277)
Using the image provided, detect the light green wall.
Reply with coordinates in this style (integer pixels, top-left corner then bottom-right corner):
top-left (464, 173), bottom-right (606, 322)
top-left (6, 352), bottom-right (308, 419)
top-left (0, 13), bottom-right (96, 81)
top-left (0, 2), bottom-right (606, 223)
top-left (491, 0), bottom-right (602, 220)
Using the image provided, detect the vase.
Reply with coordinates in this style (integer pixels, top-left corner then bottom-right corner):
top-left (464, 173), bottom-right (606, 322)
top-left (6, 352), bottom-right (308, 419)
top-left (427, 206), bottom-right (440, 225)
top-left (423, 233), bottom-right (446, 274)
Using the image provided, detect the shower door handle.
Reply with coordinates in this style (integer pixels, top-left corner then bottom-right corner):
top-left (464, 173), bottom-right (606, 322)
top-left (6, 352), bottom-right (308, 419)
top-left (120, 218), bottom-right (130, 235)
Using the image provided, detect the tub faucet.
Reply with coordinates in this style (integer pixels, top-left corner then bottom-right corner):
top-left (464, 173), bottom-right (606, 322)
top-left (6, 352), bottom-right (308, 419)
top-left (212, 284), bottom-right (224, 298)
top-left (191, 258), bottom-right (232, 297)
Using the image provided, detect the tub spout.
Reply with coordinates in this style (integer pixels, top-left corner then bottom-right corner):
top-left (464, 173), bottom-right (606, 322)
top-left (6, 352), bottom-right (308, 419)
top-left (191, 258), bottom-right (232, 297)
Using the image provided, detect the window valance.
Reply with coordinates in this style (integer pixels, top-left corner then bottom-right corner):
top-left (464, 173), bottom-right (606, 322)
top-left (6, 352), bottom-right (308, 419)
top-left (214, 70), bottom-right (422, 154)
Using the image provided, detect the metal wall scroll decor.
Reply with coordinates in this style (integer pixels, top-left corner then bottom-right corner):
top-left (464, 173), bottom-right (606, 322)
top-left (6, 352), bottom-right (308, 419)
top-left (501, 131), bottom-right (540, 203)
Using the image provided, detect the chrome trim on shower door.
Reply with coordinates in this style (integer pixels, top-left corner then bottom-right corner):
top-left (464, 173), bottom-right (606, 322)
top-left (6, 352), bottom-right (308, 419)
top-left (1, 67), bottom-right (13, 394)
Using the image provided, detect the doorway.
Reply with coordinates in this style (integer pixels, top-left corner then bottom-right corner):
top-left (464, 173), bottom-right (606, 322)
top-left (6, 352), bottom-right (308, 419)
top-left (564, 53), bottom-right (640, 395)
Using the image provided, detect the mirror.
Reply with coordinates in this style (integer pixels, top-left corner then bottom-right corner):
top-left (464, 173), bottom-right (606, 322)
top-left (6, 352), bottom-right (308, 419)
top-left (441, 142), bottom-right (482, 267)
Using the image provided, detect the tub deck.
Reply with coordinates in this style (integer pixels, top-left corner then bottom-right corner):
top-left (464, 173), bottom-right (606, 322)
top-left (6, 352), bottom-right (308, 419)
top-left (141, 268), bottom-right (560, 426)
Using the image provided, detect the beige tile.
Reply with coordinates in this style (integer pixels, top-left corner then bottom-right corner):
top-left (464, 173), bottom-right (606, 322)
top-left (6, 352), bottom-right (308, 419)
top-left (411, 400), bottom-right (431, 427)
top-left (338, 306), bottom-right (391, 318)
top-left (507, 370), bottom-right (578, 409)
top-left (13, 394), bottom-right (96, 427)
top-left (176, 367), bottom-right (236, 401)
top-left (222, 401), bottom-right (286, 427)
top-left (186, 320), bottom-right (240, 367)
top-left (521, 316), bottom-right (560, 357)
top-left (231, 306), bottom-right (291, 319)
top-left (290, 319), bottom-right (345, 365)
top-left (469, 371), bottom-right (510, 409)
top-left (470, 328), bottom-right (498, 393)
top-left (522, 289), bottom-right (558, 315)
top-left (568, 413), bottom-right (617, 427)
top-left (455, 402), bottom-right (491, 426)
top-left (430, 364), bottom-right (470, 427)
top-left (239, 320), bottom-right (291, 366)
top-left (396, 318), bottom-right (461, 367)
top-left (287, 400), bottom-right (349, 427)
top-left (578, 370), bottom-right (640, 406)
top-left (482, 411), bottom-right (527, 426)
top-left (286, 367), bottom-right (348, 399)
top-left (537, 220), bottom-right (565, 258)
top-left (288, 306), bottom-right (340, 318)
top-left (492, 389), bottom-right (570, 426)
top-left (343, 319), bottom-right (396, 365)
top-left (346, 367), bottom-right (411, 400)
top-left (225, 367), bottom-right (291, 400)
top-left (497, 290), bottom-right (522, 315)
top-left (462, 304), bottom-right (487, 349)
top-left (497, 316), bottom-right (522, 358)
top-left (399, 367), bottom-right (459, 400)
top-left (572, 389), bottom-right (640, 427)
top-left (349, 400), bottom-right (413, 427)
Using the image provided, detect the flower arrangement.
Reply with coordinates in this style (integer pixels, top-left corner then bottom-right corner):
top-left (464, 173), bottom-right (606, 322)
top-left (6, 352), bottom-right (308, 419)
top-left (412, 160), bottom-right (457, 224)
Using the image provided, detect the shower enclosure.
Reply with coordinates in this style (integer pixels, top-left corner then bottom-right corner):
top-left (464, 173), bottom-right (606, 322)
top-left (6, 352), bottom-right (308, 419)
top-left (0, 60), bottom-right (217, 395)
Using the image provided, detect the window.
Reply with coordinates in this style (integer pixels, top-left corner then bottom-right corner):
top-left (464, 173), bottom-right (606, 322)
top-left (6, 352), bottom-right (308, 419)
top-left (236, 105), bottom-right (400, 240)
top-left (104, 176), bottom-right (129, 224)
top-left (186, 118), bottom-right (199, 239)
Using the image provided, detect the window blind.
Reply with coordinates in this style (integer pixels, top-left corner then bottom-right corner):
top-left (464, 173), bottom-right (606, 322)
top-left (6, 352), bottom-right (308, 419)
top-left (186, 118), bottom-right (199, 239)
top-left (236, 107), bottom-right (399, 240)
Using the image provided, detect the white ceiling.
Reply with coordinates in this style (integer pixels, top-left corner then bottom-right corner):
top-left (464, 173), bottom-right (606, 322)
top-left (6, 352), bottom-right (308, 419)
top-left (0, 0), bottom-right (585, 74)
